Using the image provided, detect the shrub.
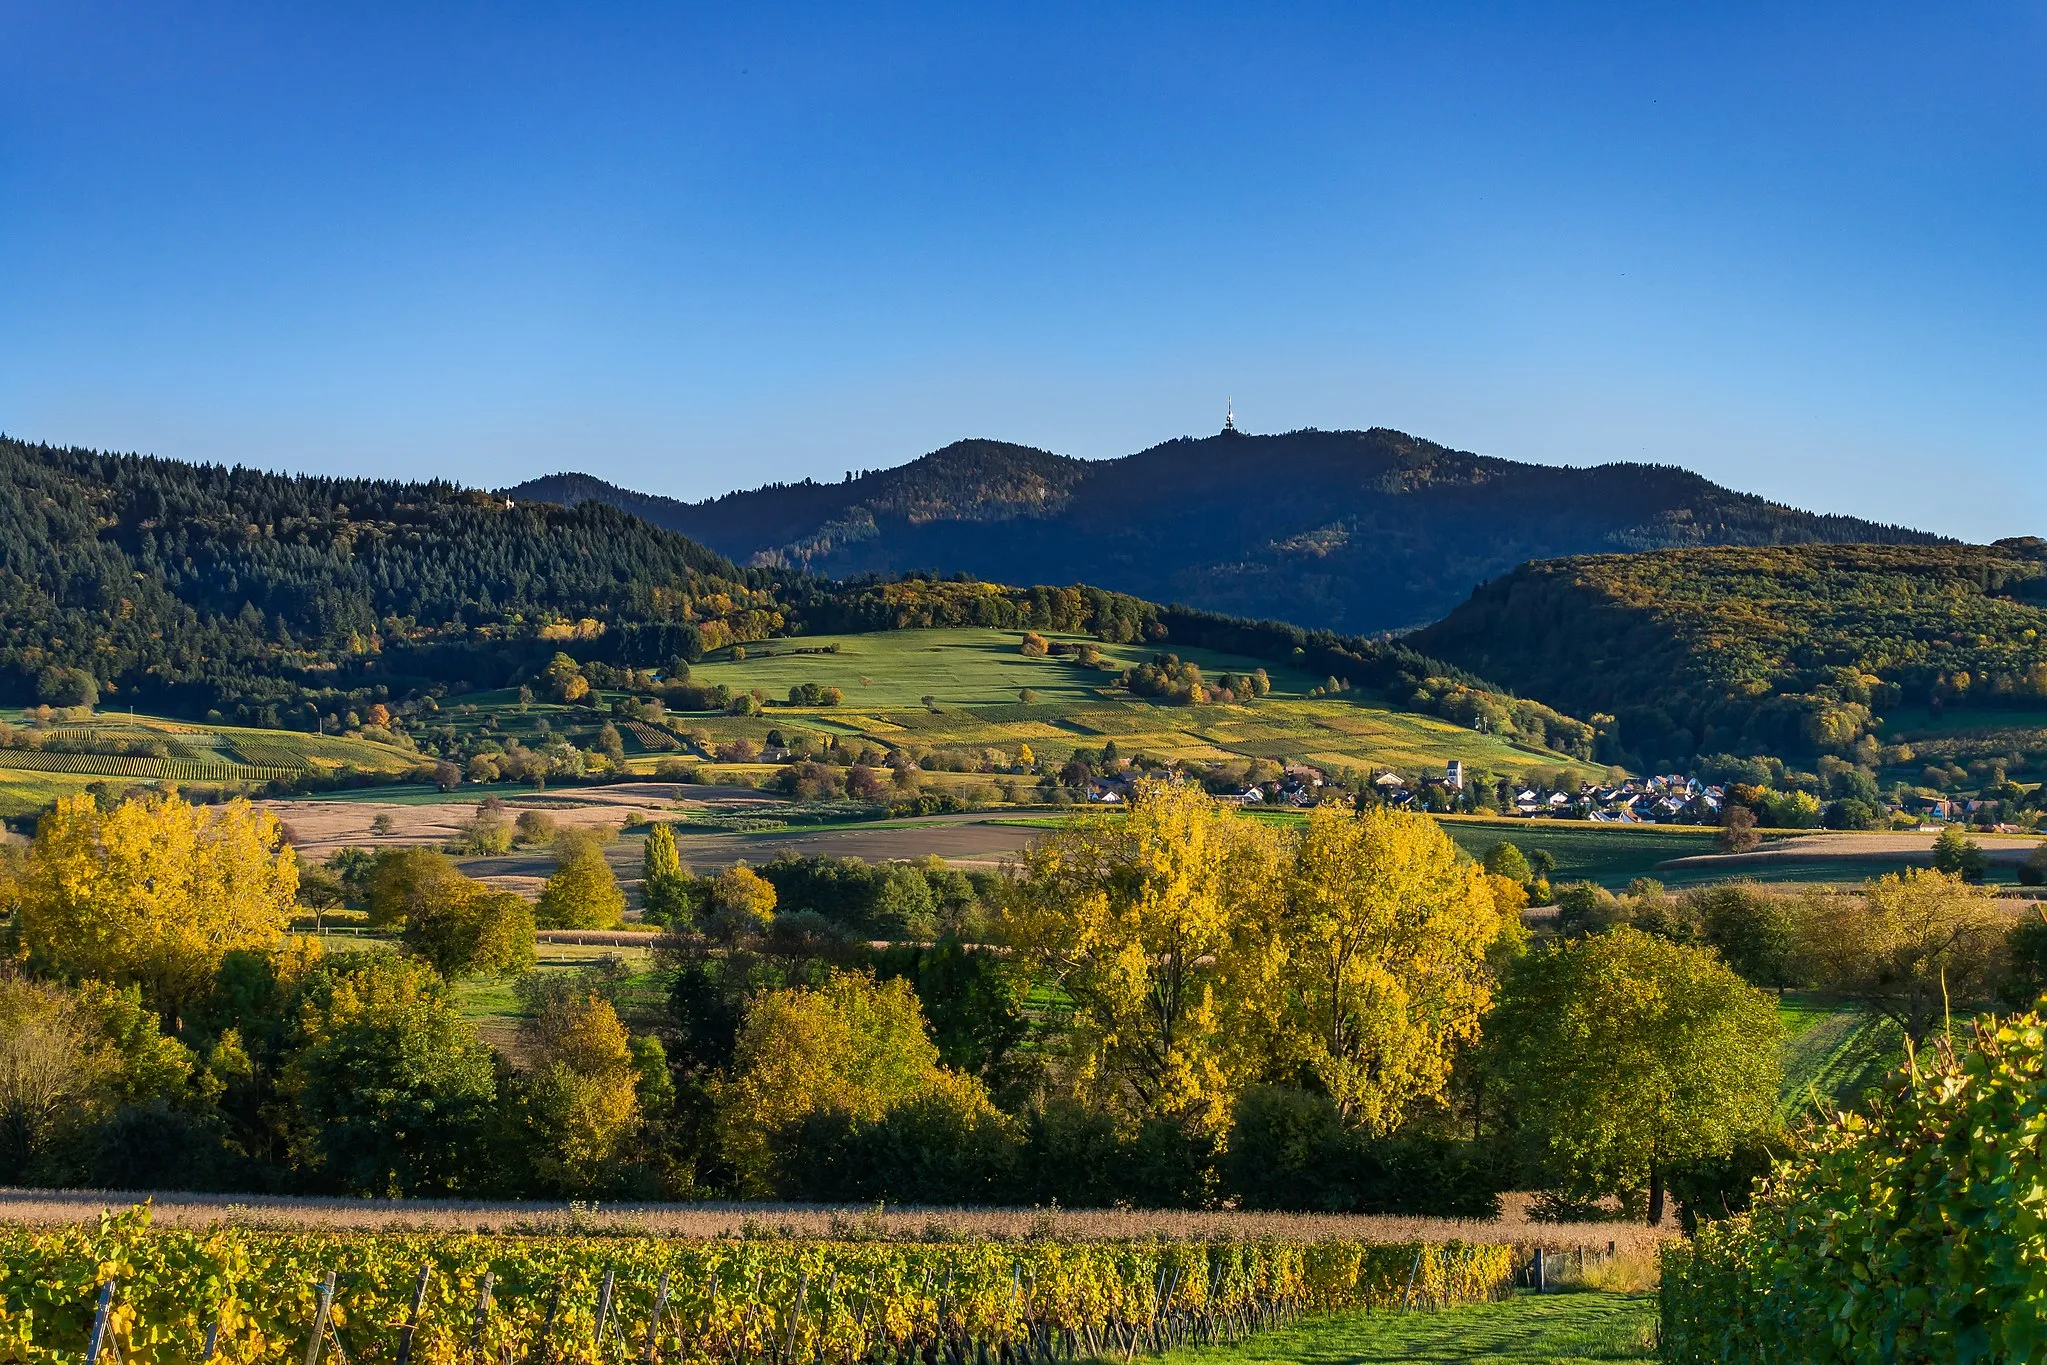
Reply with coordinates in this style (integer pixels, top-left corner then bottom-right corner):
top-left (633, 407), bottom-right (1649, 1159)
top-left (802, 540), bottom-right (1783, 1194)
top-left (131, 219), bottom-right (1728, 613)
top-left (1662, 1011), bottom-right (2047, 1362)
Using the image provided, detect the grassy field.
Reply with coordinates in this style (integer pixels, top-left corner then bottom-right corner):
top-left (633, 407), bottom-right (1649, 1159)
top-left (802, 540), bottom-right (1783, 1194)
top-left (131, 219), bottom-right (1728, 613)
top-left (659, 629), bottom-right (1602, 781)
top-left (1435, 819), bottom-right (1719, 888)
top-left (1145, 1294), bottom-right (1657, 1365)
top-left (1775, 993), bottom-right (1909, 1119)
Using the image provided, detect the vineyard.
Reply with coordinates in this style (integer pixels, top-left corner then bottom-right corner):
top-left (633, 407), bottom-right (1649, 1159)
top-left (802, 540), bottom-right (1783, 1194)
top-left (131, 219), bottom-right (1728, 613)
top-left (0, 749), bottom-right (303, 783)
top-left (0, 1208), bottom-right (1512, 1365)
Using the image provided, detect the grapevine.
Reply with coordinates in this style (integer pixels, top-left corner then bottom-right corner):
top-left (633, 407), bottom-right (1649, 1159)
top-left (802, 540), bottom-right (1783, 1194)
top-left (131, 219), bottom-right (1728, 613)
top-left (0, 1207), bottom-right (1512, 1364)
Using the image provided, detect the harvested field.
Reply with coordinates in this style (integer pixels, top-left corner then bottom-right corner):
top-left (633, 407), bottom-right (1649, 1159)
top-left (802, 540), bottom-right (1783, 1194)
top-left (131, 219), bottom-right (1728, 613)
top-left (1656, 829), bottom-right (2041, 881)
top-left (262, 783), bottom-right (774, 859)
top-left (0, 1191), bottom-right (1673, 1254)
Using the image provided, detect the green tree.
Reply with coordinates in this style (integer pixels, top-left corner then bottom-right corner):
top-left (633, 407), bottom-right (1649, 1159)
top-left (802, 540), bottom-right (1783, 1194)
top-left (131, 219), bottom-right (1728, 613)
top-left (517, 984), bottom-right (643, 1194)
top-left (537, 831), bottom-right (626, 929)
top-left (1931, 826), bottom-right (1988, 882)
top-left (1481, 841), bottom-right (1531, 884)
top-left (715, 971), bottom-right (993, 1194)
top-left (1488, 927), bottom-right (1781, 1225)
top-left (1692, 881), bottom-right (1798, 992)
top-left (365, 848), bottom-right (472, 930)
top-left (402, 887), bottom-right (536, 980)
top-left (1795, 870), bottom-right (2012, 1040)
top-left (281, 955), bottom-right (499, 1196)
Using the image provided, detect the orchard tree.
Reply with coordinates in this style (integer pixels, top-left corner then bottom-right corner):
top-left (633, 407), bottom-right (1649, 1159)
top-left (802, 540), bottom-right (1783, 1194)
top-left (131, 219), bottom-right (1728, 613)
top-left (1693, 881), bottom-right (1799, 992)
top-left (365, 848), bottom-right (473, 930)
top-left (1795, 869), bottom-right (2011, 1040)
top-left (1004, 779), bottom-right (1281, 1134)
top-left (1489, 927), bottom-right (1781, 1225)
top-left (1281, 807), bottom-right (1508, 1133)
top-left (402, 887), bottom-right (536, 980)
top-left (708, 864), bottom-right (778, 942)
top-left (14, 792), bottom-right (297, 1023)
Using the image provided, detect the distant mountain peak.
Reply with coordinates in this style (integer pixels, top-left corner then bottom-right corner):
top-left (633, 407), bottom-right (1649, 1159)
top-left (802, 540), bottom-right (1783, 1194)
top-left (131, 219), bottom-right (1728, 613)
top-left (506, 426), bottom-right (1941, 634)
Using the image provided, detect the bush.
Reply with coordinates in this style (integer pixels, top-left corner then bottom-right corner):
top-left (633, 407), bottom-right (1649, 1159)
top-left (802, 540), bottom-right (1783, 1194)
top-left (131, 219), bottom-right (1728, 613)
top-left (1662, 1012), bottom-right (2047, 1362)
top-left (1223, 1086), bottom-right (1507, 1218)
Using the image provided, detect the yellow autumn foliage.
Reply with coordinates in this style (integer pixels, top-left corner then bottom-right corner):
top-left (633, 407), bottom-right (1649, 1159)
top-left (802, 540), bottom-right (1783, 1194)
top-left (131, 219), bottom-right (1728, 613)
top-left (14, 792), bottom-right (297, 1020)
top-left (1281, 806), bottom-right (1505, 1133)
top-left (717, 972), bottom-right (993, 1193)
top-left (1004, 778), bottom-right (1283, 1135)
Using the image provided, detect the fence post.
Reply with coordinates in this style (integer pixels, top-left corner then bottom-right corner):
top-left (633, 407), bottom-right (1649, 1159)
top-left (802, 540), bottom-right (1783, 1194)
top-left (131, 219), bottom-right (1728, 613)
top-left (1399, 1249), bottom-right (1423, 1313)
top-left (397, 1266), bottom-right (432, 1365)
top-left (1533, 1249), bottom-right (1545, 1294)
top-left (471, 1272), bottom-right (496, 1357)
top-left (85, 1281), bottom-right (116, 1365)
top-left (201, 1320), bottom-right (221, 1363)
top-left (595, 1267), bottom-right (617, 1349)
top-left (305, 1271), bottom-right (338, 1365)
top-left (643, 1270), bottom-right (672, 1365)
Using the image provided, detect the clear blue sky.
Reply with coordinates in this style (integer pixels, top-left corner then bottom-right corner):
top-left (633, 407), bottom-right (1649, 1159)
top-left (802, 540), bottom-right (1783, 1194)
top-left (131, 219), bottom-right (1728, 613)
top-left (2, 2), bottom-right (2041, 539)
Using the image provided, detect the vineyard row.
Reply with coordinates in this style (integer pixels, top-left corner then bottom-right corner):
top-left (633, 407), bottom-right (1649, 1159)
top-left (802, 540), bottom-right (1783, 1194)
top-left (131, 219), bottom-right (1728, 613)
top-left (1, 1210), bottom-right (1513, 1365)
top-left (0, 751), bottom-right (303, 781)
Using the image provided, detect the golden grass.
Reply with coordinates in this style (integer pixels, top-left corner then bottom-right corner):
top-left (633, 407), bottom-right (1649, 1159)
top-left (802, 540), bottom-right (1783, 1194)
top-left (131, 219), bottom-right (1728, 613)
top-left (0, 1191), bottom-right (1675, 1252)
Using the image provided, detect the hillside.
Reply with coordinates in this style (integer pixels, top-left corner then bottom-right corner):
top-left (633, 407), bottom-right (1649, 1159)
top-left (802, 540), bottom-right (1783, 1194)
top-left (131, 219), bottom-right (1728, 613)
top-left (511, 427), bottom-right (1941, 633)
top-left (0, 437), bottom-right (1602, 783)
top-left (1411, 541), bottom-right (2047, 771)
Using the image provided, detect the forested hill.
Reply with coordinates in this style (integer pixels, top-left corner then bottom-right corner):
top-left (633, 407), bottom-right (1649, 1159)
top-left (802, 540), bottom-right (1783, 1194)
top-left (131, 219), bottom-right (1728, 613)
top-left (1411, 541), bottom-right (2047, 772)
top-left (0, 436), bottom-right (782, 720)
top-left (0, 437), bottom-right (1594, 751)
top-left (510, 427), bottom-right (1941, 633)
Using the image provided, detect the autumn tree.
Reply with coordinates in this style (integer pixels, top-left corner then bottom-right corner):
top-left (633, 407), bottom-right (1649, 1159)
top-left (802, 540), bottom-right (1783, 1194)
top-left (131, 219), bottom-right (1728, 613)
top-left (365, 848), bottom-right (473, 930)
top-left (1004, 779), bottom-right (1280, 1134)
top-left (1488, 927), bottom-right (1781, 1225)
top-left (537, 830), bottom-right (626, 929)
top-left (708, 864), bottom-right (777, 942)
top-left (1718, 805), bottom-right (1760, 854)
top-left (715, 971), bottom-right (992, 1193)
top-left (0, 977), bottom-right (194, 1181)
top-left (1795, 869), bottom-right (2012, 1039)
top-left (517, 981), bottom-right (643, 1193)
top-left (1280, 807), bottom-right (1507, 1133)
top-left (402, 886), bottom-right (536, 980)
top-left (14, 792), bottom-right (298, 1023)
top-left (641, 822), bottom-right (693, 923)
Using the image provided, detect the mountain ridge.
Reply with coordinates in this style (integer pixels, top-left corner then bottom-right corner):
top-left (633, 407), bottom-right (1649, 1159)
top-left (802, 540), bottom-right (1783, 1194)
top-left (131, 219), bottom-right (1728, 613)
top-left (508, 427), bottom-right (1943, 634)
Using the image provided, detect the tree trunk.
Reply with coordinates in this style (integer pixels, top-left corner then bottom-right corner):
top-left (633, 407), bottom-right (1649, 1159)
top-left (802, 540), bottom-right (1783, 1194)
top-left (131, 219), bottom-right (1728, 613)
top-left (1648, 1160), bottom-right (1665, 1227)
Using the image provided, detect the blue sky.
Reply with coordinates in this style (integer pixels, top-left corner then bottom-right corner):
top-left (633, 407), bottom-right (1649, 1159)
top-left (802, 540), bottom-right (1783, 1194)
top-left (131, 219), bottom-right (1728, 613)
top-left (2, 2), bottom-right (2041, 539)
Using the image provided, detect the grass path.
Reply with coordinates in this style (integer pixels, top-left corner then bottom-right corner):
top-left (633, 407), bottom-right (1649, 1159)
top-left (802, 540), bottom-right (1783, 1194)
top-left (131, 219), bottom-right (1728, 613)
top-left (1145, 1294), bottom-right (1656, 1365)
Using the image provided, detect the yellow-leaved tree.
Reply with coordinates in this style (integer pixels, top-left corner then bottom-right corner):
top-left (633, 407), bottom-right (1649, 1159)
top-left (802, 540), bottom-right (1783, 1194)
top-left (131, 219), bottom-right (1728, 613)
top-left (14, 791), bottom-right (298, 1023)
top-left (519, 985), bottom-right (643, 1194)
top-left (716, 971), bottom-right (993, 1193)
top-left (1004, 778), bottom-right (1281, 1135)
top-left (1280, 806), bottom-right (1507, 1133)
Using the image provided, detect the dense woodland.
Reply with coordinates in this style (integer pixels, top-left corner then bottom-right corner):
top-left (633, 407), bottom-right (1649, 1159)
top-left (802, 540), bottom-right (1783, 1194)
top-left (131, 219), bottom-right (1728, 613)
top-left (514, 428), bottom-right (1938, 633)
top-left (1415, 542), bottom-right (2047, 771)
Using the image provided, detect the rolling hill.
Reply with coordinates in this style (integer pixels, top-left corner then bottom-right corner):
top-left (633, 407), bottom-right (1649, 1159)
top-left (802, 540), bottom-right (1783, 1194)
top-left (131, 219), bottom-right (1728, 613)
top-left (0, 436), bottom-right (1603, 788)
top-left (510, 427), bottom-right (1940, 633)
top-left (1410, 540), bottom-right (2047, 771)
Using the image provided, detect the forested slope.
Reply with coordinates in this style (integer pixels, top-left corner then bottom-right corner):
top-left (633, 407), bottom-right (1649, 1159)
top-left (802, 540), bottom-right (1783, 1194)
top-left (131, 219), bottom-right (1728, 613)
top-left (1412, 541), bottom-right (2047, 770)
top-left (513, 427), bottom-right (1940, 633)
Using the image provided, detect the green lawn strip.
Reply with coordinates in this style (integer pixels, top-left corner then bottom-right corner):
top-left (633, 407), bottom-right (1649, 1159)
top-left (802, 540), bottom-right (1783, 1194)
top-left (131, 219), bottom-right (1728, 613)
top-left (1141, 1293), bottom-right (1656, 1365)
